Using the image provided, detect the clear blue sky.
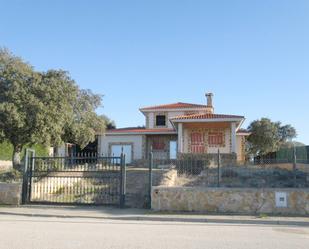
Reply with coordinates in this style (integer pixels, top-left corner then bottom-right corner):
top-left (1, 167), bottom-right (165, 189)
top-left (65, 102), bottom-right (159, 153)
top-left (1, 0), bottom-right (308, 144)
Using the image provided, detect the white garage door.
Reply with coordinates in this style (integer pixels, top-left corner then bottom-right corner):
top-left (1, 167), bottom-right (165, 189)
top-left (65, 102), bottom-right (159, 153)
top-left (111, 144), bottom-right (132, 164)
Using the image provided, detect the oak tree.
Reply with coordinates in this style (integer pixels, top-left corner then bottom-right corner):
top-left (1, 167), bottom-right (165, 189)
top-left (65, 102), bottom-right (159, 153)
top-left (0, 49), bottom-right (106, 169)
top-left (247, 118), bottom-right (296, 156)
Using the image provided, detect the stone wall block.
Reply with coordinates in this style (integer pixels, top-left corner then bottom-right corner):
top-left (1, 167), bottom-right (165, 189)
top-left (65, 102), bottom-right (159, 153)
top-left (152, 187), bottom-right (309, 215)
top-left (0, 183), bottom-right (22, 205)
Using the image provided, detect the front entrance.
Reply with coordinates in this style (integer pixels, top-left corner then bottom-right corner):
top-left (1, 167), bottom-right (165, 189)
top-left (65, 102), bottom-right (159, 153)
top-left (146, 135), bottom-right (178, 160)
top-left (169, 141), bottom-right (177, 159)
top-left (22, 152), bottom-right (126, 207)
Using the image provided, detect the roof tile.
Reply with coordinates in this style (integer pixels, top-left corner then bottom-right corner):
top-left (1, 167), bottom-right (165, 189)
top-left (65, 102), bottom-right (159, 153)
top-left (107, 128), bottom-right (176, 134)
top-left (171, 113), bottom-right (244, 120)
top-left (140, 102), bottom-right (207, 110)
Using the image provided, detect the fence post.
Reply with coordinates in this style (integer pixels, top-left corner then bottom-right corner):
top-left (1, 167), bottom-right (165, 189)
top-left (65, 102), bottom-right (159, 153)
top-left (21, 150), bottom-right (29, 204)
top-left (148, 147), bottom-right (153, 209)
top-left (217, 149), bottom-right (221, 187)
top-left (293, 144), bottom-right (297, 187)
top-left (22, 149), bottom-right (35, 204)
top-left (28, 155), bottom-right (34, 202)
top-left (70, 151), bottom-right (73, 165)
top-left (120, 149), bottom-right (126, 208)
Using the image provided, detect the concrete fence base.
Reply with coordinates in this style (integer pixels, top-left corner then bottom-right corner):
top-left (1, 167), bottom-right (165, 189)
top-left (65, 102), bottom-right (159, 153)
top-left (152, 187), bottom-right (309, 215)
top-left (0, 183), bottom-right (22, 205)
top-left (0, 160), bottom-right (12, 172)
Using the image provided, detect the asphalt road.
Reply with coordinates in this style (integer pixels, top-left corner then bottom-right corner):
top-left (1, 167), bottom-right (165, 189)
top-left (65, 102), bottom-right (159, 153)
top-left (0, 215), bottom-right (308, 249)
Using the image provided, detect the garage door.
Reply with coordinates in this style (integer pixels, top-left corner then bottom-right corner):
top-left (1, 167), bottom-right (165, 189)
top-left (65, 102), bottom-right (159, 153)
top-left (111, 144), bottom-right (132, 164)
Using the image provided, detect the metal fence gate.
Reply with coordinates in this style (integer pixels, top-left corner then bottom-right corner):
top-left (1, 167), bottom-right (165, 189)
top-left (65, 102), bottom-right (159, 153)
top-left (22, 151), bottom-right (126, 207)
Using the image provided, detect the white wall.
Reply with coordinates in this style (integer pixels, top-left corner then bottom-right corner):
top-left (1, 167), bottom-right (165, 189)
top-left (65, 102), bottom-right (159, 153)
top-left (146, 111), bottom-right (185, 129)
top-left (167, 111), bottom-right (184, 128)
top-left (56, 144), bottom-right (66, 157)
top-left (98, 134), bottom-right (143, 160)
top-left (48, 147), bottom-right (54, 156)
top-left (148, 113), bottom-right (154, 128)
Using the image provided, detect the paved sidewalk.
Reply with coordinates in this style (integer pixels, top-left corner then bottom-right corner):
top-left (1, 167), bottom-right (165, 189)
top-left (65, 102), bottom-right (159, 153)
top-left (0, 205), bottom-right (309, 226)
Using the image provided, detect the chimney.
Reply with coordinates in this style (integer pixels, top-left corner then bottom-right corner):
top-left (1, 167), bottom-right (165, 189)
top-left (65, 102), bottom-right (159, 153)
top-left (205, 92), bottom-right (213, 107)
top-left (204, 93), bottom-right (214, 114)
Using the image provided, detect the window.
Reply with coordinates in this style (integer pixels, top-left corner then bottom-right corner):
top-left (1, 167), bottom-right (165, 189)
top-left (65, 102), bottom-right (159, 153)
top-left (155, 115), bottom-right (166, 126)
top-left (169, 141), bottom-right (177, 159)
top-left (152, 138), bottom-right (165, 150)
top-left (208, 132), bottom-right (224, 146)
top-left (190, 132), bottom-right (205, 153)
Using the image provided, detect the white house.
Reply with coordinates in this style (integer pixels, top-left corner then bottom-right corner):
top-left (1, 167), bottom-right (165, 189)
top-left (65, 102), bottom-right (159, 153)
top-left (98, 93), bottom-right (249, 164)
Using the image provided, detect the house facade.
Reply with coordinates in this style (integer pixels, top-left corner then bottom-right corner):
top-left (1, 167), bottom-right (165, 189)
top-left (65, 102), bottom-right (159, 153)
top-left (98, 93), bottom-right (249, 164)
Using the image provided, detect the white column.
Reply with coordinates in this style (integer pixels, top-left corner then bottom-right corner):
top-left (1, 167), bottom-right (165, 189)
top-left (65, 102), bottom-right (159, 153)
top-left (177, 123), bottom-right (183, 153)
top-left (231, 122), bottom-right (236, 153)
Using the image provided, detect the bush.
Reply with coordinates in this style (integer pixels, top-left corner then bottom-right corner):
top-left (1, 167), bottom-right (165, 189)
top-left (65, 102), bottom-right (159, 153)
top-left (176, 159), bottom-right (209, 175)
top-left (0, 142), bottom-right (50, 161)
top-left (221, 168), bottom-right (238, 178)
top-left (178, 152), bottom-right (237, 166)
top-left (0, 141), bottom-right (13, 160)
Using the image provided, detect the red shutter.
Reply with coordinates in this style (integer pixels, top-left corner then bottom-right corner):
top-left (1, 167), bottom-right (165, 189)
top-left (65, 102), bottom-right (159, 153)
top-left (208, 132), bottom-right (223, 146)
top-left (190, 132), bottom-right (204, 153)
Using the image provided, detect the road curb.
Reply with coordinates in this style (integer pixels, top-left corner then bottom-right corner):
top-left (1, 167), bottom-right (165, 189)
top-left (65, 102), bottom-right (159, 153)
top-left (1, 211), bottom-right (309, 227)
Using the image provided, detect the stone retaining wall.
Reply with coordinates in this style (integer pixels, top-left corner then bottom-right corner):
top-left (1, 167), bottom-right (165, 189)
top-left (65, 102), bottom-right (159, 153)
top-left (0, 160), bottom-right (12, 172)
top-left (126, 168), bottom-right (177, 208)
top-left (0, 182), bottom-right (22, 205)
top-left (152, 187), bottom-right (309, 215)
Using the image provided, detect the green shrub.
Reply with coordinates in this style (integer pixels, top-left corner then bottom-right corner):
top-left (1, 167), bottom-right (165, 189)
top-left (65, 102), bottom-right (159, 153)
top-left (0, 141), bottom-right (13, 160)
top-left (29, 144), bottom-right (50, 157)
top-left (0, 141), bottom-right (49, 161)
top-left (221, 168), bottom-right (239, 178)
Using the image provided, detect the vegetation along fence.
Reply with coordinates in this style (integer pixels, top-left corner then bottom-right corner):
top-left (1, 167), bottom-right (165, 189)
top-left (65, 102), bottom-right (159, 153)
top-left (149, 150), bottom-right (309, 189)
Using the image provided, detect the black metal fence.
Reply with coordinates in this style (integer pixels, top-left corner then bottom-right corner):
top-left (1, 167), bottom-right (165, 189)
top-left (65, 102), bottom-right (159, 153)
top-left (21, 149), bottom-right (309, 210)
top-left (148, 151), bottom-right (309, 189)
top-left (22, 151), bottom-right (126, 207)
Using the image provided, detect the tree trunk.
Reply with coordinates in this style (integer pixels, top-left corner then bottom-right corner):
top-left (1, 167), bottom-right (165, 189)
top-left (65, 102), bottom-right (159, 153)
top-left (12, 144), bottom-right (22, 171)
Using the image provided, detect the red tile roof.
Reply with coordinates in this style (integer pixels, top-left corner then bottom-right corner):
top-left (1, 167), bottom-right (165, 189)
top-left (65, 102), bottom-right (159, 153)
top-left (140, 102), bottom-right (207, 110)
top-left (106, 128), bottom-right (176, 134)
top-left (170, 113), bottom-right (244, 120)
